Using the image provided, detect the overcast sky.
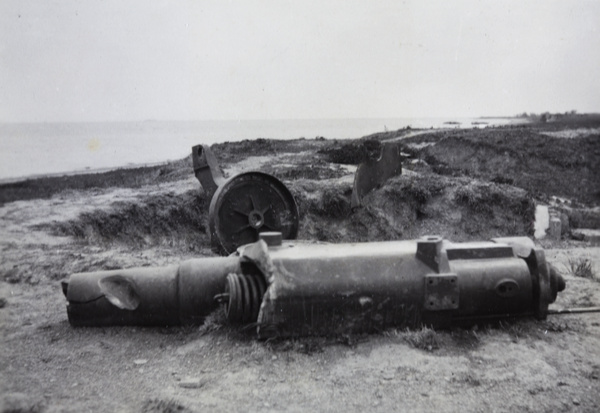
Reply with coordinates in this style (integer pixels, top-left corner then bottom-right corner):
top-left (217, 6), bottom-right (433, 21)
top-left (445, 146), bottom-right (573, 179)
top-left (1, 0), bottom-right (599, 122)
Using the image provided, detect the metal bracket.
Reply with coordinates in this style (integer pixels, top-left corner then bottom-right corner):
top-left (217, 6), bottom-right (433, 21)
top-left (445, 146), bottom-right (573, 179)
top-left (192, 144), bottom-right (225, 200)
top-left (350, 141), bottom-right (402, 208)
top-left (424, 274), bottom-right (459, 310)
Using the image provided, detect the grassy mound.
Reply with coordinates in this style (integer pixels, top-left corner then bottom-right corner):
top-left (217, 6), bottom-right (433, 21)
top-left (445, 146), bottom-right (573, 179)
top-left (35, 169), bottom-right (534, 256)
top-left (291, 172), bottom-right (535, 243)
top-left (406, 127), bottom-right (600, 205)
top-left (43, 189), bottom-right (209, 251)
top-left (0, 157), bottom-right (193, 206)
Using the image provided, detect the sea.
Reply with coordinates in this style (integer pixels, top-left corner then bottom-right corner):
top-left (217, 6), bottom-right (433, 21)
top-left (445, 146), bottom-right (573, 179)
top-left (0, 117), bottom-right (523, 181)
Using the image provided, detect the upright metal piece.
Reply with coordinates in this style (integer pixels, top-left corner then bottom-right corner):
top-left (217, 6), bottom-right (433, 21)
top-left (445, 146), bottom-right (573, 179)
top-left (192, 144), bottom-right (225, 200)
top-left (191, 144), bottom-right (299, 254)
top-left (351, 141), bottom-right (402, 208)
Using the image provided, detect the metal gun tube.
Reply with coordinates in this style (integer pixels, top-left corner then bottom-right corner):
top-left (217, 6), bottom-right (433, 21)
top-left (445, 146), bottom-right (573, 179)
top-left (63, 257), bottom-right (240, 326)
top-left (62, 233), bottom-right (565, 336)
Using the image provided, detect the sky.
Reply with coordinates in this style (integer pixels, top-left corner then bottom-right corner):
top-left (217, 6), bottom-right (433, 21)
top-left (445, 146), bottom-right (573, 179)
top-left (1, 0), bottom-right (599, 122)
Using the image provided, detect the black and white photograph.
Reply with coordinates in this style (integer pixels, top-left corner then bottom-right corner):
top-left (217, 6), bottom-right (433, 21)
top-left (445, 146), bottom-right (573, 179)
top-left (1, 1), bottom-right (599, 412)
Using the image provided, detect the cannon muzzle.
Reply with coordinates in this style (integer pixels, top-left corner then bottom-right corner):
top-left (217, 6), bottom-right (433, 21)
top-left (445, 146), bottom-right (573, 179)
top-left (63, 257), bottom-right (240, 326)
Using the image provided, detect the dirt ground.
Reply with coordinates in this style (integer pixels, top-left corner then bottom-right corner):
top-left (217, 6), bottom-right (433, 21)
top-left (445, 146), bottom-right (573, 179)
top-left (1, 120), bottom-right (599, 412)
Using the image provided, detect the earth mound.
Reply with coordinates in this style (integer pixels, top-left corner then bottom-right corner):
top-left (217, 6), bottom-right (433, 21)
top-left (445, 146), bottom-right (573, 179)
top-left (404, 127), bottom-right (600, 205)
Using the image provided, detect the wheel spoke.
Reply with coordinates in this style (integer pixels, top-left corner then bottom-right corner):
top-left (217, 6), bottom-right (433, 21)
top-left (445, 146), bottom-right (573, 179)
top-left (233, 208), bottom-right (249, 217)
top-left (261, 221), bottom-right (276, 230)
top-left (233, 224), bottom-right (252, 234)
top-left (249, 195), bottom-right (259, 211)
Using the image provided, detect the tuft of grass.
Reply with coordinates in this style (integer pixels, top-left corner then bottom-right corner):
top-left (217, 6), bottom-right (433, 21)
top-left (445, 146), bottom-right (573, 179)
top-left (268, 337), bottom-right (327, 355)
top-left (450, 328), bottom-right (481, 349)
top-left (402, 176), bottom-right (446, 204)
top-left (198, 307), bottom-right (227, 335)
top-left (568, 258), bottom-right (596, 281)
top-left (495, 319), bottom-right (551, 342)
top-left (319, 188), bottom-right (352, 218)
top-left (455, 184), bottom-right (497, 214)
top-left (400, 326), bottom-right (440, 351)
top-left (141, 398), bottom-right (193, 413)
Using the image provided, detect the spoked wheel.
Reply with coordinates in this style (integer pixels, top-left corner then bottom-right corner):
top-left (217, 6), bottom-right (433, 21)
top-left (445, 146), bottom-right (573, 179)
top-left (208, 172), bottom-right (298, 254)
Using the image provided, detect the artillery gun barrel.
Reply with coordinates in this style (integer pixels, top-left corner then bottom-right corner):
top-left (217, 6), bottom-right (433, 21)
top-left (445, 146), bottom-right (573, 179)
top-left (62, 233), bottom-right (566, 338)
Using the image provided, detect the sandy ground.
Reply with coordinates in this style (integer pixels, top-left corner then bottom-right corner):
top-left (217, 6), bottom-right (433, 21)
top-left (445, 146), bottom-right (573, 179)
top-left (1, 128), bottom-right (600, 412)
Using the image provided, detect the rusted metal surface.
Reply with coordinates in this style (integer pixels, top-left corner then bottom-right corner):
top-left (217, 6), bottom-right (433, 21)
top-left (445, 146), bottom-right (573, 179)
top-left (351, 141), bottom-right (403, 208)
top-left (191, 144), bottom-right (299, 254)
top-left (63, 233), bottom-right (567, 335)
top-left (192, 144), bottom-right (226, 200)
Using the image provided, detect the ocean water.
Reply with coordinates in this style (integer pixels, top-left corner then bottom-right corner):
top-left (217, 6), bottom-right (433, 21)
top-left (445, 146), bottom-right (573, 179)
top-left (0, 117), bottom-right (521, 181)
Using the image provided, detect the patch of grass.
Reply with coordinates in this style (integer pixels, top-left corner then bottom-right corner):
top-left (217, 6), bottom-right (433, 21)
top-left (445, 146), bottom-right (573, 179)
top-left (454, 182), bottom-right (535, 224)
top-left (498, 320), bottom-right (527, 342)
top-left (269, 337), bottom-right (327, 355)
top-left (455, 184), bottom-right (497, 214)
top-left (318, 139), bottom-right (383, 164)
top-left (418, 127), bottom-right (600, 205)
top-left (198, 307), bottom-right (227, 335)
top-left (141, 398), bottom-right (194, 413)
top-left (568, 258), bottom-right (596, 281)
top-left (401, 176), bottom-right (446, 204)
top-left (265, 163), bottom-right (348, 181)
top-left (293, 184), bottom-right (353, 220)
top-left (450, 328), bottom-right (481, 349)
top-left (319, 188), bottom-right (352, 217)
top-left (0, 157), bottom-right (192, 206)
top-left (541, 319), bottom-right (584, 333)
top-left (40, 190), bottom-right (209, 249)
top-left (495, 319), bottom-right (556, 342)
top-left (400, 326), bottom-right (440, 351)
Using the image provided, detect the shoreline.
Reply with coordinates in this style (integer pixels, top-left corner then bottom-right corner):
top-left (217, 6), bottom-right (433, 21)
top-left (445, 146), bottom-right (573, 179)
top-left (0, 160), bottom-right (172, 186)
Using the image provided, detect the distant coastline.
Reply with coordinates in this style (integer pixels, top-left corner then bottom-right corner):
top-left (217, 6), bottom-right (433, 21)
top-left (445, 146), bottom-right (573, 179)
top-left (0, 116), bottom-right (538, 182)
top-left (0, 160), bottom-right (171, 186)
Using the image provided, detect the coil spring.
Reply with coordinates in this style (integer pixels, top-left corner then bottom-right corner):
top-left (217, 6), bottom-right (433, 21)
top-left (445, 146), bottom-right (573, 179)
top-left (223, 273), bottom-right (268, 324)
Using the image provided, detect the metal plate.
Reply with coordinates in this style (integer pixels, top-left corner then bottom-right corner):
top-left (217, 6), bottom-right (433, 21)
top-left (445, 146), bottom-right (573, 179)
top-left (424, 274), bottom-right (459, 310)
top-left (350, 141), bottom-right (402, 208)
top-left (209, 172), bottom-right (299, 254)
